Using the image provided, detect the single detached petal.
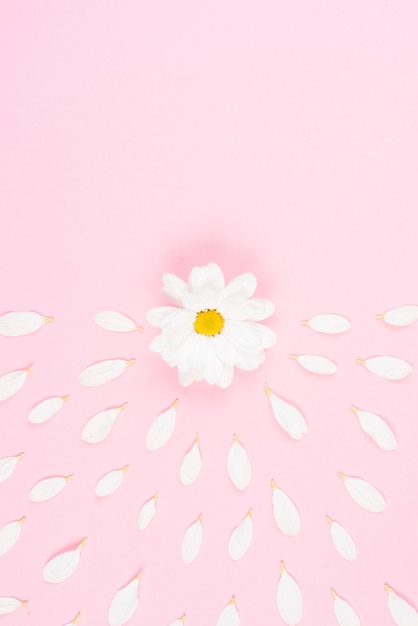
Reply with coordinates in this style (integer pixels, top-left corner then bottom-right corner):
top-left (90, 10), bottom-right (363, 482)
top-left (108, 574), bottom-right (141, 626)
top-left (79, 359), bottom-right (135, 387)
top-left (43, 539), bottom-right (87, 583)
top-left (276, 562), bottom-right (303, 625)
top-left (0, 453), bottom-right (24, 485)
top-left (352, 406), bottom-right (397, 451)
top-left (289, 354), bottom-right (337, 375)
top-left (180, 436), bottom-right (202, 486)
top-left (301, 314), bottom-right (351, 334)
top-left (332, 590), bottom-right (361, 626)
top-left (146, 400), bottom-right (178, 451)
top-left (227, 435), bottom-right (251, 491)
top-left (81, 404), bottom-right (127, 444)
top-left (228, 509), bottom-right (253, 561)
top-left (0, 597), bottom-right (27, 615)
top-left (271, 480), bottom-right (300, 536)
top-left (0, 311), bottom-right (53, 336)
top-left (0, 368), bottom-right (30, 402)
top-left (326, 517), bottom-right (357, 561)
top-left (377, 305), bottom-right (418, 327)
top-left (181, 515), bottom-right (203, 563)
top-left (28, 395), bottom-right (69, 424)
top-left (95, 466), bottom-right (128, 497)
top-left (0, 517), bottom-right (25, 556)
top-left (94, 311), bottom-right (142, 332)
top-left (217, 598), bottom-right (240, 626)
top-left (62, 614), bottom-right (81, 626)
top-left (137, 493), bottom-right (158, 530)
top-left (30, 475), bottom-right (72, 502)
top-left (338, 473), bottom-right (385, 512)
top-left (357, 356), bottom-right (412, 380)
top-left (265, 385), bottom-right (308, 440)
top-left (385, 584), bottom-right (418, 626)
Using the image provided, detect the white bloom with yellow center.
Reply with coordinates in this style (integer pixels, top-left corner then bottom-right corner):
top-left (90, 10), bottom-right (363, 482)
top-left (146, 263), bottom-right (276, 388)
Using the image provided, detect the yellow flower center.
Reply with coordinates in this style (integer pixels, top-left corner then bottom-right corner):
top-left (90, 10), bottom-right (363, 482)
top-left (194, 309), bottom-right (224, 336)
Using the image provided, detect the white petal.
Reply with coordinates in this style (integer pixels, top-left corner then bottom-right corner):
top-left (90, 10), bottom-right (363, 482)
top-left (271, 481), bottom-right (300, 536)
top-left (358, 356), bottom-right (412, 380)
top-left (339, 473), bottom-right (385, 512)
top-left (352, 407), bottom-right (397, 451)
top-left (43, 539), bottom-right (87, 583)
top-left (0, 311), bottom-right (53, 336)
top-left (265, 385), bottom-right (308, 440)
top-left (302, 314), bottom-right (351, 334)
top-left (79, 358), bottom-right (135, 387)
top-left (146, 400), bottom-right (177, 451)
top-left (95, 467), bottom-right (128, 497)
top-left (108, 574), bottom-right (141, 626)
top-left (28, 395), bottom-right (69, 424)
top-left (228, 510), bottom-right (253, 560)
top-left (0, 597), bottom-right (26, 615)
top-left (378, 305), bottom-right (418, 327)
top-left (221, 297), bottom-right (274, 321)
top-left (181, 516), bottom-right (203, 563)
top-left (386, 585), bottom-right (418, 626)
top-left (62, 614), bottom-right (81, 626)
top-left (227, 436), bottom-right (251, 491)
top-left (0, 518), bottom-right (25, 556)
top-left (81, 404), bottom-right (127, 444)
top-left (333, 592), bottom-right (361, 626)
top-left (222, 319), bottom-right (262, 352)
top-left (0, 368), bottom-right (30, 402)
top-left (188, 263), bottom-right (225, 294)
top-left (220, 273), bottom-right (257, 300)
top-left (290, 354), bottom-right (337, 375)
top-left (327, 518), bottom-right (357, 560)
top-left (162, 272), bottom-right (189, 306)
top-left (276, 563), bottom-right (303, 625)
top-left (180, 437), bottom-right (202, 486)
top-left (0, 453), bottom-right (24, 484)
top-left (168, 616), bottom-right (186, 626)
top-left (137, 494), bottom-right (158, 530)
top-left (30, 475), bottom-right (72, 502)
top-left (94, 311), bottom-right (142, 332)
top-left (146, 306), bottom-right (184, 328)
top-left (217, 598), bottom-right (240, 626)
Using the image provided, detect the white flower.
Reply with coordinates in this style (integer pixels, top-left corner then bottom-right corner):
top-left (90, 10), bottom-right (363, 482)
top-left (146, 263), bottom-right (276, 388)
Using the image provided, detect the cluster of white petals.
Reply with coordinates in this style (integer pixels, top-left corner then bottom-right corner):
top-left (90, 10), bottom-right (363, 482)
top-left (146, 263), bottom-right (276, 388)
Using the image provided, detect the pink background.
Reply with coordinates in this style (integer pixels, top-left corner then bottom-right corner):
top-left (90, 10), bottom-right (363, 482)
top-left (1, 1), bottom-right (418, 624)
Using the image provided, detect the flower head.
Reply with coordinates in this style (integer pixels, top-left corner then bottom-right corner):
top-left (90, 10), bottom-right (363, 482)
top-left (146, 263), bottom-right (276, 388)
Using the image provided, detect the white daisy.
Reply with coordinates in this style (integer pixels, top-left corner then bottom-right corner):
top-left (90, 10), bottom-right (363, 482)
top-left (146, 263), bottom-right (276, 388)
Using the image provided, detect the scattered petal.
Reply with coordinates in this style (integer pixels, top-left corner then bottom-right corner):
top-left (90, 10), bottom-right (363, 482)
top-left (0, 597), bottom-right (27, 615)
top-left (385, 584), bottom-right (418, 626)
top-left (301, 314), bottom-right (351, 334)
top-left (43, 538), bottom-right (87, 583)
top-left (332, 589), bottom-right (361, 626)
top-left (95, 466), bottom-right (128, 497)
top-left (179, 435), bottom-right (202, 485)
top-left (79, 359), bottom-right (135, 387)
top-left (0, 311), bottom-right (53, 336)
top-left (338, 473), bottom-right (385, 512)
top-left (181, 515), bottom-right (203, 563)
top-left (377, 305), bottom-right (418, 327)
top-left (352, 406), bottom-right (397, 451)
top-left (0, 368), bottom-right (30, 402)
top-left (265, 384), bottom-right (308, 440)
top-left (228, 509), bottom-right (253, 560)
top-left (276, 562), bottom-right (303, 625)
top-left (94, 311), bottom-right (143, 332)
top-left (28, 395), bottom-right (69, 424)
top-left (30, 475), bottom-right (72, 502)
top-left (271, 480), bottom-right (300, 536)
top-left (326, 517), bottom-right (357, 561)
top-left (357, 356), bottom-right (412, 380)
top-left (0, 517), bottom-right (25, 556)
top-left (108, 573), bottom-right (141, 626)
top-left (217, 597), bottom-right (240, 626)
top-left (227, 435), bottom-right (251, 491)
top-left (137, 493), bottom-right (158, 530)
top-left (81, 404), bottom-right (127, 444)
top-left (289, 354), bottom-right (337, 375)
top-left (0, 453), bottom-right (24, 485)
top-left (63, 613), bottom-right (80, 626)
top-left (146, 400), bottom-right (178, 451)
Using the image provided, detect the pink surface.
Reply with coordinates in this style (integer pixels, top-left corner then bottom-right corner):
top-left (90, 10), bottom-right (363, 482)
top-left (1, 1), bottom-right (418, 624)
